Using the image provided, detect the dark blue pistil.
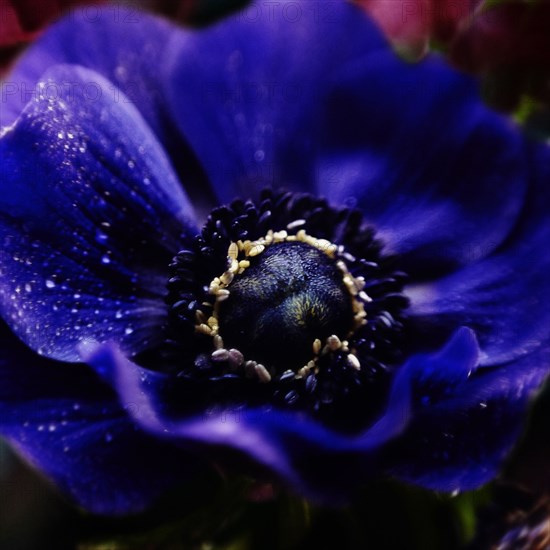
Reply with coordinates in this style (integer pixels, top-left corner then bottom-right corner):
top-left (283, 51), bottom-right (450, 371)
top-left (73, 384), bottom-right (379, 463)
top-left (219, 241), bottom-right (354, 374)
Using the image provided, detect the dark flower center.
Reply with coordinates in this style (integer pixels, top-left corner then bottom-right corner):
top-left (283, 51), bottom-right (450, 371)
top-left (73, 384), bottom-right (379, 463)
top-left (218, 241), bottom-right (354, 375)
top-left (161, 190), bottom-right (410, 432)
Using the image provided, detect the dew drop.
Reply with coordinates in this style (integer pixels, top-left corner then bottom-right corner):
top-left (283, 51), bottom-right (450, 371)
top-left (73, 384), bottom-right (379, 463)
top-left (96, 230), bottom-right (108, 243)
top-left (101, 255), bottom-right (111, 265)
top-left (45, 279), bottom-right (56, 289)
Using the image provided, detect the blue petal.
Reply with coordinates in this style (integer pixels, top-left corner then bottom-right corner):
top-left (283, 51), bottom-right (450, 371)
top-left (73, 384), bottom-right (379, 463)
top-left (383, 343), bottom-right (550, 492)
top-left (1, 6), bottom-right (216, 216)
top-left (80, 340), bottom-right (185, 420)
top-left (162, 0), bottom-right (387, 202)
top-left (85, 330), bottom-right (487, 500)
top-left (0, 323), bottom-right (203, 515)
top-left (1, 7), bottom-right (174, 131)
top-left (0, 64), bottom-right (196, 361)
top-left (316, 52), bottom-right (529, 276)
top-left (407, 143), bottom-right (550, 364)
top-left (3, 2), bottom-right (388, 209)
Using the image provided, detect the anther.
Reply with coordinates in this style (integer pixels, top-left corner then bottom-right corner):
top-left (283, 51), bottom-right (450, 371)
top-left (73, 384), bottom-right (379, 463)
top-left (228, 348), bottom-right (244, 367)
top-left (313, 338), bottom-right (322, 355)
top-left (327, 335), bottom-right (342, 351)
top-left (211, 349), bottom-right (230, 362)
top-left (347, 353), bottom-right (361, 370)
top-left (255, 363), bottom-right (272, 383)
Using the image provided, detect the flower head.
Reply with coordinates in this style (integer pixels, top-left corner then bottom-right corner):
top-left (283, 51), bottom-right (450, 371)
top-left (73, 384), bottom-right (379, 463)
top-left (0, 0), bottom-right (549, 515)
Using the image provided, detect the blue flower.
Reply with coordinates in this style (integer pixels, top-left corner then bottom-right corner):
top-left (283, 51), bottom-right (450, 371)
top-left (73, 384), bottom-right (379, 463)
top-left (0, 1), bottom-right (549, 516)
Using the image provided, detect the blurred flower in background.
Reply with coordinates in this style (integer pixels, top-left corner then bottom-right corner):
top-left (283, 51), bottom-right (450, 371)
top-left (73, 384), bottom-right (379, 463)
top-left (354, 0), bottom-right (478, 58)
top-left (357, 0), bottom-right (550, 132)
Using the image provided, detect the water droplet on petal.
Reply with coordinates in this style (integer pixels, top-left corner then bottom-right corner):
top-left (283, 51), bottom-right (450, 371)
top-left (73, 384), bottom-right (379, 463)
top-left (96, 230), bottom-right (108, 243)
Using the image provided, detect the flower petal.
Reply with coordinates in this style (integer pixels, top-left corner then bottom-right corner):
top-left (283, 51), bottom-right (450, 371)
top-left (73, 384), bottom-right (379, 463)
top-left (84, 329), bottom-right (483, 500)
top-left (2, 6), bottom-right (168, 132)
top-left (0, 64), bottom-right (196, 362)
top-left (383, 343), bottom-right (550, 492)
top-left (407, 143), bottom-right (550, 364)
top-left (1, 5), bottom-right (216, 214)
top-left (316, 52), bottom-right (529, 276)
top-left (163, 0), bottom-right (387, 202)
top-left (0, 323), bottom-right (202, 515)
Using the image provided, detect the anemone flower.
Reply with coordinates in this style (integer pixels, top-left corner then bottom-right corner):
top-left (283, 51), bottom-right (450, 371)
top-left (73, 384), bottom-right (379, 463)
top-left (0, 0), bottom-right (548, 516)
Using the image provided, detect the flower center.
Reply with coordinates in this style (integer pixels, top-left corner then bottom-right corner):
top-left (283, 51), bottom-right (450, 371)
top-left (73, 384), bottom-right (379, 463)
top-left (163, 190), bottom-right (409, 431)
top-left (213, 236), bottom-right (363, 375)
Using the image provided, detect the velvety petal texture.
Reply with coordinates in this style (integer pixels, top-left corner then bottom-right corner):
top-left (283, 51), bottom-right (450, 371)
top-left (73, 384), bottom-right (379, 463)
top-left (0, 4), bottom-right (218, 214)
top-left (0, 64), bottom-right (196, 362)
top-left (384, 342), bottom-right (550, 492)
top-left (0, 0), bottom-right (548, 515)
top-left (406, 143), bottom-right (550, 365)
top-left (162, 0), bottom-right (388, 201)
top-left (0, 323), bottom-right (202, 515)
top-left (316, 52), bottom-right (528, 277)
top-left (82, 329), bottom-right (511, 499)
